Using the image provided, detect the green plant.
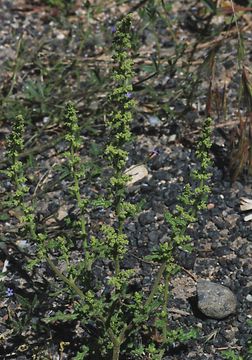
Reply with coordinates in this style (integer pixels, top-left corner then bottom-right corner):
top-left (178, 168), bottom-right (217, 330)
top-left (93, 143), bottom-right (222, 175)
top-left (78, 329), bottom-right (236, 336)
top-left (78, 14), bottom-right (139, 359)
top-left (23, 79), bottom-right (53, 117)
top-left (140, 117), bottom-right (212, 356)
top-left (7, 293), bottom-right (41, 335)
top-left (63, 102), bottom-right (91, 270)
top-left (4, 14), bottom-right (138, 360)
top-left (3, 12), bottom-right (214, 360)
top-left (4, 115), bottom-right (37, 241)
top-left (221, 349), bottom-right (244, 360)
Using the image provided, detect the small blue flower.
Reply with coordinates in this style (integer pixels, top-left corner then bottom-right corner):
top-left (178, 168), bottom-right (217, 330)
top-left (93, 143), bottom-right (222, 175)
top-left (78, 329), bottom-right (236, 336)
top-left (6, 288), bottom-right (14, 297)
top-left (111, 25), bottom-right (116, 33)
top-left (126, 92), bottom-right (132, 98)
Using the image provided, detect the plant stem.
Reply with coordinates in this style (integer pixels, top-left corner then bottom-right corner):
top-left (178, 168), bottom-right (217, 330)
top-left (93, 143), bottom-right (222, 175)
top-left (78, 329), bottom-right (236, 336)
top-left (112, 339), bottom-right (121, 360)
top-left (46, 256), bottom-right (85, 300)
top-left (145, 262), bottom-right (166, 308)
top-left (74, 176), bottom-right (86, 236)
top-left (162, 271), bottom-right (169, 344)
top-left (73, 171), bottom-right (90, 269)
top-left (110, 322), bottom-right (132, 360)
top-left (115, 256), bottom-right (120, 277)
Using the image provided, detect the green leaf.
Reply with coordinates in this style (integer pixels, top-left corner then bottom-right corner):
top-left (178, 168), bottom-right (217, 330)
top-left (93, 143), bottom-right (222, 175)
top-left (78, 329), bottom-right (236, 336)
top-left (43, 311), bottom-right (78, 324)
top-left (0, 214), bottom-right (10, 221)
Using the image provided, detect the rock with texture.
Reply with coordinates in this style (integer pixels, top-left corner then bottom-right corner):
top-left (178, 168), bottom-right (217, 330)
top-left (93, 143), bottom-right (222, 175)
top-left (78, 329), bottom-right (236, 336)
top-left (124, 164), bottom-right (148, 192)
top-left (197, 280), bottom-right (237, 319)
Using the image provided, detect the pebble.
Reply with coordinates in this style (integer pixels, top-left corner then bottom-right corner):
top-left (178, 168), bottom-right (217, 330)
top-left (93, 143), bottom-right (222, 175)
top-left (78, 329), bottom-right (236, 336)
top-left (147, 115), bottom-right (161, 126)
top-left (138, 210), bottom-right (155, 225)
top-left (208, 230), bottom-right (219, 241)
top-left (246, 294), bottom-right (252, 302)
top-left (213, 245), bottom-right (232, 257)
top-left (148, 230), bottom-right (159, 243)
top-left (197, 280), bottom-right (237, 319)
top-left (176, 249), bottom-right (196, 270)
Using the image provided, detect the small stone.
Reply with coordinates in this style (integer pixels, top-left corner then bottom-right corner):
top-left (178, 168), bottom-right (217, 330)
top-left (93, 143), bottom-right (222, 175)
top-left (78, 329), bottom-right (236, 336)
top-left (176, 250), bottom-right (196, 270)
top-left (155, 170), bottom-right (171, 181)
top-left (208, 230), bottom-right (219, 241)
top-left (56, 32), bottom-right (65, 40)
top-left (168, 134), bottom-right (177, 143)
top-left (138, 210), bottom-right (155, 225)
top-left (147, 115), bottom-right (161, 126)
top-left (213, 245), bottom-right (232, 257)
top-left (148, 230), bottom-right (159, 243)
top-left (207, 203), bottom-right (215, 210)
top-left (197, 280), bottom-right (237, 319)
top-left (246, 294), bottom-right (252, 302)
top-left (57, 205), bottom-right (69, 221)
top-left (125, 164), bottom-right (148, 187)
top-left (222, 326), bottom-right (238, 341)
top-left (15, 240), bottom-right (29, 250)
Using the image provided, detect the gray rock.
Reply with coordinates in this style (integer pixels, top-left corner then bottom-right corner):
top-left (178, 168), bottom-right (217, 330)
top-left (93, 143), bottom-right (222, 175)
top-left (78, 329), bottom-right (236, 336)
top-left (148, 230), bottom-right (159, 243)
top-left (147, 115), bottom-right (161, 126)
top-left (138, 211), bottom-right (155, 226)
top-left (197, 280), bottom-right (237, 319)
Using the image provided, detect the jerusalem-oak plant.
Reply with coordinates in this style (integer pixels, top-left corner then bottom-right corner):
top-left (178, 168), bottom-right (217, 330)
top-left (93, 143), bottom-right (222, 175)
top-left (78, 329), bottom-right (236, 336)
top-left (4, 14), bottom-right (139, 360)
top-left (4, 14), bottom-right (213, 360)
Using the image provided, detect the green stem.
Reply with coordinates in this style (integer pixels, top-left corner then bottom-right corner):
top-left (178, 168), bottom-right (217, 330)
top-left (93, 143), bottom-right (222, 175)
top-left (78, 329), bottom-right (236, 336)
top-left (28, 222), bottom-right (37, 242)
top-left (110, 322), bottom-right (132, 360)
top-left (162, 271), bottom-right (169, 344)
top-left (112, 339), bottom-right (121, 360)
top-left (70, 148), bottom-right (91, 269)
top-left (114, 182), bottom-right (124, 276)
top-left (145, 262), bottom-right (166, 308)
top-left (74, 176), bottom-right (86, 235)
top-left (46, 256), bottom-right (85, 300)
top-left (106, 328), bottom-right (121, 360)
top-left (115, 256), bottom-right (120, 277)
